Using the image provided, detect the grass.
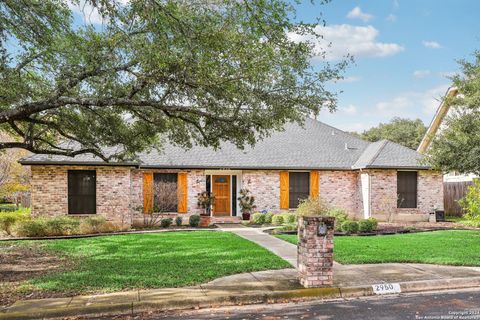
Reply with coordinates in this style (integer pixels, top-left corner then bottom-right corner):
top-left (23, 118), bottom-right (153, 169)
top-left (0, 205), bottom-right (30, 215)
top-left (445, 215), bottom-right (466, 222)
top-left (2, 231), bottom-right (290, 294)
top-left (276, 230), bottom-right (480, 266)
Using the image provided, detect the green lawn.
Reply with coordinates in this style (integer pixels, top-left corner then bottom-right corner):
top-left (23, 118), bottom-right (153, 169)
top-left (3, 231), bottom-right (290, 294)
top-left (276, 230), bottom-right (480, 266)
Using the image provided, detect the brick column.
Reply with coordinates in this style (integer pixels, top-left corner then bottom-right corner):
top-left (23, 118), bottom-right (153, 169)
top-left (297, 216), bottom-right (335, 288)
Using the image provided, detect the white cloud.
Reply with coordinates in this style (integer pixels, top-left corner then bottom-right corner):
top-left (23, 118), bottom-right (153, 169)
top-left (422, 40), bottom-right (442, 49)
top-left (413, 70), bottom-right (431, 78)
top-left (393, 0), bottom-right (400, 9)
top-left (386, 14), bottom-right (397, 22)
top-left (289, 24), bottom-right (404, 61)
top-left (341, 105), bottom-right (358, 115)
top-left (373, 84), bottom-right (450, 118)
top-left (346, 6), bottom-right (374, 22)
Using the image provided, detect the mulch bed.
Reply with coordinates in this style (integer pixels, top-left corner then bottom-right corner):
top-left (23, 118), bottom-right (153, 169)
top-left (270, 221), bottom-right (477, 236)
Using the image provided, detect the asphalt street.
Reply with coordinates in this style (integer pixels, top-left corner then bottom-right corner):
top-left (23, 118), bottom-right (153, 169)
top-left (89, 288), bottom-right (480, 320)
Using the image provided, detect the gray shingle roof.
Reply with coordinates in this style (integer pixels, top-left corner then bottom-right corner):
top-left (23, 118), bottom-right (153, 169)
top-left (20, 118), bottom-right (430, 170)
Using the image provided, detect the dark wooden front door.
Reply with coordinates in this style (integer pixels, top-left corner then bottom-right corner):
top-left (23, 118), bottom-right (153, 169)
top-left (212, 175), bottom-right (230, 216)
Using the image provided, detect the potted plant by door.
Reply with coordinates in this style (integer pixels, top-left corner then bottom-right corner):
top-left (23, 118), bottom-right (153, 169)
top-left (197, 192), bottom-right (215, 227)
top-left (238, 189), bottom-right (256, 221)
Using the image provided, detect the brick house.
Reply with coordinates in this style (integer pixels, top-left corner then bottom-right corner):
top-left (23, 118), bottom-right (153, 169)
top-left (20, 118), bottom-right (443, 225)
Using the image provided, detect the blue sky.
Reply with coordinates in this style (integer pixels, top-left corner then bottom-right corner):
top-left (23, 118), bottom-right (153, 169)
top-left (292, 0), bottom-right (480, 132)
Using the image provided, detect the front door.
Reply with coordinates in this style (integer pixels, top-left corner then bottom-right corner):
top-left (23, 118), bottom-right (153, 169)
top-left (212, 175), bottom-right (230, 216)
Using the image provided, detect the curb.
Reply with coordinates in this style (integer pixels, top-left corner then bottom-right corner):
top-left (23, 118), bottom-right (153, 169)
top-left (1, 277), bottom-right (480, 319)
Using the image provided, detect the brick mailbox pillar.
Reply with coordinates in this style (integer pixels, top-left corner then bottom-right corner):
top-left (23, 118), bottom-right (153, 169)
top-left (297, 216), bottom-right (335, 288)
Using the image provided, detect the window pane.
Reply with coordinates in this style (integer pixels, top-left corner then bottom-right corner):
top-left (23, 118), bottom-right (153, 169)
top-left (397, 171), bottom-right (417, 208)
top-left (289, 172), bottom-right (310, 208)
top-left (153, 173), bottom-right (178, 212)
top-left (68, 170), bottom-right (96, 214)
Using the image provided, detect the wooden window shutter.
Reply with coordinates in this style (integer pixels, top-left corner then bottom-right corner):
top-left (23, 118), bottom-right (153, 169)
top-left (280, 171), bottom-right (289, 209)
top-left (143, 172), bottom-right (153, 214)
top-left (310, 171), bottom-right (319, 199)
top-left (177, 172), bottom-right (188, 213)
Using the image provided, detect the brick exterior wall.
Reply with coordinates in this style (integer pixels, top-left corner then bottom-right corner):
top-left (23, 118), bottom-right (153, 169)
top-left (129, 169), bottom-right (204, 222)
top-left (31, 165), bottom-right (133, 224)
top-left (363, 169), bottom-right (444, 221)
top-left (319, 171), bottom-right (360, 218)
top-left (242, 170), bottom-right (281, 212)
top-left (29, 165), bottom-right (444, 225)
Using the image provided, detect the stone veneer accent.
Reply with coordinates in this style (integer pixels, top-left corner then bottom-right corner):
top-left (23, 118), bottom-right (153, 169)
top-left (298, 216), bottom-right (335, 288)
top-left (31, 165), bottom-right (133, 224)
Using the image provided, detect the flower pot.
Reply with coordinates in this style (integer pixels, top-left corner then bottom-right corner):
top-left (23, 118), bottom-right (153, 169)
top-left (242, 212), bottom-right (251, 221)
top-left (200, 215), bottom-right (211, 227)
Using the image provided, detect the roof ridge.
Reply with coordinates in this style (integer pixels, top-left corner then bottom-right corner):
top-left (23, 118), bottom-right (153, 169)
top-left (367, 140), bottom-right (389, 167)
top-left (308, 117), bottom-right (371, 144)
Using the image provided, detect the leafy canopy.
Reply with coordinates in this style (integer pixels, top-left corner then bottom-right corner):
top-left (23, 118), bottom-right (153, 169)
top-left (0, 0), bottom-right (346, 161)
top-left (425, 51), bottom-right (480, 175)
top-left (358, 117), bottom-right (427, 150)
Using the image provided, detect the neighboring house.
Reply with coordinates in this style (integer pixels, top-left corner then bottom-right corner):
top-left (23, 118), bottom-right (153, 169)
top-left (417, 86), bottom-right (476, 182)
top-left (417, 87), bottom-right (475, 215)
top-left (20, 118), bottom-right (443, 225)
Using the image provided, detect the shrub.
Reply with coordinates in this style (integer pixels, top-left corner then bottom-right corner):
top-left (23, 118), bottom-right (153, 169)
top-left (273, 223), bottom-right (297, 234)
top-left (45, 216), bottom-right (80, 236)
top-left (264, 212), bottom-right (273, 224)
top-left (367, 217), bottom-right (378, 230)
top-left (189, 214), bottom-right (200, 227)
top-left (15, 219), bottom-right (48, 237)
top-left (358, 219), bottom-right (376, 233)
top-left (295, 197), bottom-right (329, 216)
top-left (0, 213), bottom-right (26, 235)
top-left (175, 216), bottom-right (183, 227)
top-left (459, 180), bottom-right (480, 227)
top-left (160, 218), bottom-right (173, 228)
top-left (341, 220), bottom-right (359, 234)
top-left (271, 214), bottom-right (284, 226)
top-left (252, 212), bottom-right (266, 225)
top-left (327, 208), bottom-right (349, 231)
top-left (79, 216), bottom-right (108, 234)
top-left (282, 213), bottom-right (296, 224)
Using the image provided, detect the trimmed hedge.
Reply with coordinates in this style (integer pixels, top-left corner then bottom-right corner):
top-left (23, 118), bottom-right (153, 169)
top-left (282, 213), bottom-right (296, 224)
top-left (175, 216), bottom-right (183, 227)
top-left (358, 218), bottom-right (378, 233)
top-left (252, 212), bottom-right (266, 225)
top-left (341, 220), bottom-right (359, 234)
top-left (189, 214), bottom-right (200, 227)
top-left (271, 214), bottom-right (284, 226)
top-left (264, 212), bottom-right (274, 224)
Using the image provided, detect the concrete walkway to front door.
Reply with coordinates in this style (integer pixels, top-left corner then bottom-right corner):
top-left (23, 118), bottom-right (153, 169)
top-left (217, 225), bottom-right (298, 267)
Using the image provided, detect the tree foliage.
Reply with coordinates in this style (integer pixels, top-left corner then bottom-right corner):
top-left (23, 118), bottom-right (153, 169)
top-left (358, 117), bottom-right (427, 150)
top-left (426, 51), bottom-right (480, 175)
top-left (0, 0), bottom-right (346, 161)
top-left (0, 134), bottom-right (30, 203)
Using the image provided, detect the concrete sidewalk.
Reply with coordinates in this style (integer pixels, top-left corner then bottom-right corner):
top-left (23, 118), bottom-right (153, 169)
top-left (2, 263), bottom-right (480, 319)
top-left (219, 226), bottom-right (298, 266)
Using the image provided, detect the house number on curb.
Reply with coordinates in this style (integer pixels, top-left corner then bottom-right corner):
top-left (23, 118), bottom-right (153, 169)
top-left (372, 283), bottom-right (401, 294)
